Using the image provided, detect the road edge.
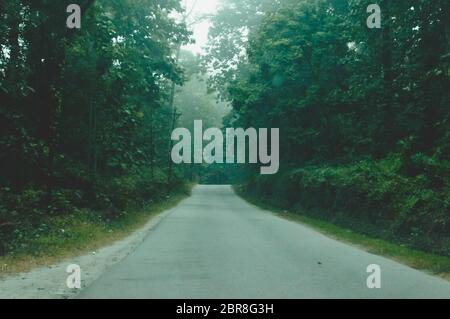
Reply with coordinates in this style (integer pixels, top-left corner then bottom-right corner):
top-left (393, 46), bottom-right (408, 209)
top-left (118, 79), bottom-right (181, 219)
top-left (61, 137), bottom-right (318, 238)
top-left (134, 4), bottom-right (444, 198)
top-left (0, 190), bottom-right (191, 299)
top-left (233, 185), bottom-right (450, 283)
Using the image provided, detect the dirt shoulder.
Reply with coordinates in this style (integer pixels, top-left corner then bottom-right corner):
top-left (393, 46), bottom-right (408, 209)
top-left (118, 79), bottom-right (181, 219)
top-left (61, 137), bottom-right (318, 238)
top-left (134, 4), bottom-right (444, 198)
top-left (0, 203), bottom-right (180, 299)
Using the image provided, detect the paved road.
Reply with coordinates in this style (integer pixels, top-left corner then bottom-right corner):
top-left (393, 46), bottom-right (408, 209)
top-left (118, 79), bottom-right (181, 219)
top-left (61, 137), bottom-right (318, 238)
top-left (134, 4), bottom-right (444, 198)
top-left (79, 185), bottom-right (450, 299)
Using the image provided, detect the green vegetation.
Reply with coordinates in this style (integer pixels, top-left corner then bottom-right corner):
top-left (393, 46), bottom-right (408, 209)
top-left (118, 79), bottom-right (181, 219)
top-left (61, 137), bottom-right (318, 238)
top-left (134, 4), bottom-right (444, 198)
top-left (0, 181), bottom-right (192, 276)
top-left (0, 0), bottom-right (449, 273)
top-left (0, 2), bottom-right (222, 262)
top-left (0, 167), bottom-right (189, 256)
top-left (205, 0), bottom-right (449, 255)
top-left (240, 157), bottom-right (449, 255)
top-left (174, 51), bottom-right (231, 183)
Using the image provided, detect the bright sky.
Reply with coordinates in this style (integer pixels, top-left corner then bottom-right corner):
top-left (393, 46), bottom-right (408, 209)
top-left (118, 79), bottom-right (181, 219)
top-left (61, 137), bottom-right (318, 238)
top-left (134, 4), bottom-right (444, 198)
top-left (181, 0), bottom-right (220, 55)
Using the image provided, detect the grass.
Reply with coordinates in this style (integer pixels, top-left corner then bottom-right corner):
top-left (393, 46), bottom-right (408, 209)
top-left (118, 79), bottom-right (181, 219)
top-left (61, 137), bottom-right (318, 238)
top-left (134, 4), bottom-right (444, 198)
top-left (0, 186), bottom-right (192, 277)
top-left (234, 186), bottom-right (450, 281)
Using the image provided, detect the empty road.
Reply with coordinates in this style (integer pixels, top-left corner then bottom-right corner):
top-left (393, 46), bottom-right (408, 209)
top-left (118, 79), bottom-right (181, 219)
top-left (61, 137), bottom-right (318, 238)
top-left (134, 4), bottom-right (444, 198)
top-left (79, 185), bottom-right (450, 299)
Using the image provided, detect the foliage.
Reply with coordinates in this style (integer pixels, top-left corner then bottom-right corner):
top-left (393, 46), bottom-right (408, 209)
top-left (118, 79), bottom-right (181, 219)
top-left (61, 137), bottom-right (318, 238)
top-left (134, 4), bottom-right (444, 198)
top-left (244, 156), bottom-right (450, 255)
top-left (0, 0), bottom-right (194, 255)
top-left (210, 0), bottom-right (450, 254)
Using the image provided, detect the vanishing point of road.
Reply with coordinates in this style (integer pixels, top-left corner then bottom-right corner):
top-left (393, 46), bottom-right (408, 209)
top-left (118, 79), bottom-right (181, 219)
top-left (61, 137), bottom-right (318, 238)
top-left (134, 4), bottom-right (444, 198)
top-left (79, 185), bottom-right (450, 299)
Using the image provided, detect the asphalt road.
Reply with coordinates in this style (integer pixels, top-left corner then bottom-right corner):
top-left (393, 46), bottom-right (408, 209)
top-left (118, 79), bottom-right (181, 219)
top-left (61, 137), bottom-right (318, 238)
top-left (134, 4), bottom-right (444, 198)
top-left (79, 185), bottom-right (450, 299)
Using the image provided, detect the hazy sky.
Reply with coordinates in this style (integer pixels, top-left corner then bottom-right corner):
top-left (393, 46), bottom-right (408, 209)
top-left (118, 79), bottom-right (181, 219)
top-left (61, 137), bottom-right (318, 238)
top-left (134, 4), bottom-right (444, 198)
top-left (181, 0), bottom-right (220, 55)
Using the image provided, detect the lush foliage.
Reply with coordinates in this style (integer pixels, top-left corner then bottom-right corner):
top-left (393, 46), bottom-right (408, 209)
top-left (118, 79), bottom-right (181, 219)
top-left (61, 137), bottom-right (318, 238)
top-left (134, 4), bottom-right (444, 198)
top-left (207, 0), bottom-right (450, 254)
top-left (0, 0), bottom-right (194, 255)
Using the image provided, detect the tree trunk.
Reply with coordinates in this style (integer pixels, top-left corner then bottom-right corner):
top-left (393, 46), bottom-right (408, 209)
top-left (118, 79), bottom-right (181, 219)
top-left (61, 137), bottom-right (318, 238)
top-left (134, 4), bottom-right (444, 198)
top-left (167, 45), bottom-right (182, 186)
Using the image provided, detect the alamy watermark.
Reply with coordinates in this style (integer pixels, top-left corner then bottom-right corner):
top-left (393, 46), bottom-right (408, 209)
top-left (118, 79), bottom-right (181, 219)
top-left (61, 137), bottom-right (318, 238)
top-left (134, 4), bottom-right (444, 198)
top-left (65, 3), bottom-right (381, 30)
top-left (171, 120), bottom-right (279, 175)
top-left (366, 264), bottom-right (381, 289)
top-left (367, 4), bottom-right (382, 29)
top-left (66, 264), bottom-right (81, 289)
top-left (66, 4), bottom-right (81, 29)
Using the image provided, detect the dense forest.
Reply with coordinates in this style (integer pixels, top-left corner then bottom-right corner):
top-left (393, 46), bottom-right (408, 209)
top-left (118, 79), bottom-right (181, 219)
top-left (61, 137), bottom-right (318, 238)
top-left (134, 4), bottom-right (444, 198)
top-left (0, 0), bottom-right (449, 261)
top-left (204, 0), bottom-right (450, 255)
top-left (0, 0), bottom-right (220, 256)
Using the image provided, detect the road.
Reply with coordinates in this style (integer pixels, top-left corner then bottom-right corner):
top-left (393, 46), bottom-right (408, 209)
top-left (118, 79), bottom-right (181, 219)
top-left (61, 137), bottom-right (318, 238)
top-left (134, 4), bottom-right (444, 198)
top-left (79, 185), bottom-right (450, 299)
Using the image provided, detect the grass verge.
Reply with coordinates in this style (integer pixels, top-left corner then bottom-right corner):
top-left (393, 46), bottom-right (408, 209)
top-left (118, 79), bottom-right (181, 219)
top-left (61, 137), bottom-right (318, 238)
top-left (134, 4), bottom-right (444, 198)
top-left (0, 185), bottom-right (193, 277)
top-left (234, 186), bottom-right (450, 281)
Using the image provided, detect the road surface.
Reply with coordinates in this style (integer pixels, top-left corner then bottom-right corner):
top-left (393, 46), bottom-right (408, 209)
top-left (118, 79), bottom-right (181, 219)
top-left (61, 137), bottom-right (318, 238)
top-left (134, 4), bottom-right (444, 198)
top-left (79, 185), bottom-right (450, 299)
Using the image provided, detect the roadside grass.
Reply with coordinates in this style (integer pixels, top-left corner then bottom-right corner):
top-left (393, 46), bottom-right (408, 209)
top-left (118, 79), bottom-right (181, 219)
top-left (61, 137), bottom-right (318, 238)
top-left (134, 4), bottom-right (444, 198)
top-left (234, 186), bottom-right (450, 281)
top-left (0, 186), bottom-right (193, 277)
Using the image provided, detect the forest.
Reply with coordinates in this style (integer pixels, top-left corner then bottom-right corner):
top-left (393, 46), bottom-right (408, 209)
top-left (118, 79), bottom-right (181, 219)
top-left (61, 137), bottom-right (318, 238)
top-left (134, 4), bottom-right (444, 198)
top-left (0, 0), bottom-right (449, 262)
top-left (206, 0), bottom-right (450, 255)
top-left (0, 0), bottom-right (210, 257)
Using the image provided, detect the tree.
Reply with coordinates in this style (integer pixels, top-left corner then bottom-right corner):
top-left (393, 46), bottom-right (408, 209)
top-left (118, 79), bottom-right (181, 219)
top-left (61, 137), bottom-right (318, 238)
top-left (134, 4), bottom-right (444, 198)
top-left (0, 0), bottom-right (191, 248)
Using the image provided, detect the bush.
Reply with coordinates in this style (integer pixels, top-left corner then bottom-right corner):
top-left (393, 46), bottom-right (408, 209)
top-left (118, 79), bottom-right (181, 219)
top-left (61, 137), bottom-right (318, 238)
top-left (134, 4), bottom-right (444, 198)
top-left (244, 155), bottom-right (450, 255)
top-left (0, 167), bottom-right (189, 256)
top-left (93, 167), bottom-right (186, 218)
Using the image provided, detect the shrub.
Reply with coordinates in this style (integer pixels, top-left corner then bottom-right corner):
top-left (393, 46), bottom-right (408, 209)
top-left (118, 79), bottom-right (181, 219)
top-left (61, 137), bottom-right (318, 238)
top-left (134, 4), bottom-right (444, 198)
top-left (244, 155), bottom-right (450, 255)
